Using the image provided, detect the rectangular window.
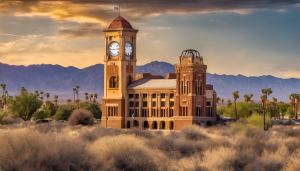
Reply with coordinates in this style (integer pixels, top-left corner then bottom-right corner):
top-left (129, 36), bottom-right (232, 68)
top-left (180, 107), bottom-right (188, 116)
top-left (135, 101), bottom-right (139, 107)
top-left (152, 109), bottom-right (156, 117)
top-left (152, 93), bottom-right (156, 98)
top-left (206, 107), bottom-right (212, 117)
top-left (135, 94), bottom-right (139, 99)
top-left (152, 101), bottom-right (156, 107)
top-left (142, 109), bottom-right (147, 117)
top-left (170, 101), bottom-right (174, 107)
top-left (169, 109), bottom-right (174, 117)
top-left (161, 101), bottom-right (165, 107)
top-left (129, 101), bottom-right (134, 107)
top-left (129, 109), bottom-right (134, 117)
top-left (143, 94), bottom-right (147, 99)
top-left (161, 93), bottom-right (165, 98)
top-left (170, 93), bottom-right (174, 99)
top-left (129, 94), bottom-right (134, 99)
top-left (143, 101), bottom-right (147, 107)
top-left (135, 109), bottom-right (139, 117)
top-left (196, 107), bottom-right (201, 116)
top-left (206, 102), bottom-right (211, 107)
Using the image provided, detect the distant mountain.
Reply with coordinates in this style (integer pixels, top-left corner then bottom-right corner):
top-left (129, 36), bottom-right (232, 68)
top-left (0, 61), bottom-right (299, 102)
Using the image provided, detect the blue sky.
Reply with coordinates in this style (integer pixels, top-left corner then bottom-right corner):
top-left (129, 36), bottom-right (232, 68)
top-left (0, 0), bottom-right (299, 78)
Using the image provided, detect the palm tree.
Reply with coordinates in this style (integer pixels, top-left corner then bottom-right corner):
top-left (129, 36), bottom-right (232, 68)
top-left (295, 94), bottom-right (300, 119)
top-left (89, 94), bottom-right (93, 103)
top-left (244, 94), bottom-right (249, 102)
top-left (75, 99), bottom-right (80, 109)
top-left (67, 99), bottom-right (72, 103)
top-left (46, 93), bottom-right (50, 101)
top-left (289, 93), bottom-right (296, 118)
top-left (261, 95), bottom-right (266, 131)
top-left (94, 93), bottom-right (98, 102)
top-left (20, 87), bottom-right (27, 93)
top-left (221, 99), bottom-right (224, 106)
top-left (1, 83), bottom-right (6, 110)
top-left (262, 88), bottom-right (273, 117)
top-left (272, 97), bottom-right (277, 118)
top-left (40, 91), bottom-right (44, 103)
top-left (54, 95), bottom-right (58, 107)
top-left (73, 88), bottom-right (76, 104)
top-left (232, 91), bottom-right (239, 119)
top-left (84, 92), bottom-right (88, 102)
top-left (216, 97), bottom-right (220, 106)
top-left (76, 85), bottom-right (80, 100)
top-left (226, 100), bottom-right (232, 109)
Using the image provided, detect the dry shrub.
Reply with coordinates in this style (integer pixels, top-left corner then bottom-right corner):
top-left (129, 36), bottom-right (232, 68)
top-left (2, 116), bottom-right (14, 125)
top-left (283, 120), bottom-right (295, 125)
top-left (79, 125), bottom-right (121, 142)
top-left (0, 128), bottom-right (92, 171)
top-left (282, 148), bottom-right (300, 171)
top-left (123, 128), bottom-right (153, 139)
top-left (68, 109), bottom-right (94, 126)
top-left (180, 125), bottom-right (209, 141)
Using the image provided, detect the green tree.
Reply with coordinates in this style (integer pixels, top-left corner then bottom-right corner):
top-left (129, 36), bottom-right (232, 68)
top-left (226, 100), bottom-right (232, 109)
top-left (249, 94), bottom-right (254, 102)
top-left (294, 94), bottom-right (299, 119)
top-left (89, 94), bottom-right (93, 103)
top-left (33, 110), bottom-right (51, 119)
top-left (46, 93), bottom-right (50, 101)
top-left (232, 91), bottom-right (239, 118)
top-left (20, 87), bottom-right (27, 93)
top-left (94, 93), bottom-right (98, 102)
top-left (79, 102), bottom-right (102, 119)
top-left (261, 95), bottom-right (266, 130)
top-left (7, 92), bottom-right (43, 121)
top-left (221, 99), bottom-right (224, 106)
top-left (216, 97), bottom-right (220, 106)
top-left (52, 103), bottom-right (76, 120)
top-left (73, 88), bottom-right (76, 104)
top-left (40, 91), bottom-right (44, 103)
top-left (67, 99), bottom-right (72, 103)
top-left (84, 92), bottom-right (88, 102)
top-left (54, 95), bottom-right (58, 107)
top-left (1, 83), bottom-right (6, 110)
top-left (76, 85), bottom-right (80, 100)
top-left (244, 94), bottom-right (249, 102)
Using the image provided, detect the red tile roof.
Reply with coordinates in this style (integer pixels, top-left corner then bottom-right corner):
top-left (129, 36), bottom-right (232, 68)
top-left (108, 16), bottom-right (133, 29)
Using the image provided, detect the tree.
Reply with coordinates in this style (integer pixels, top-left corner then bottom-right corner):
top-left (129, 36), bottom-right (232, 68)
top-left (84, 92), bottom-right (89, 102)
top-left (226, 100), bottom-right (232, 109)
top-left (73, 88), bottom-right (76, 104)
top-left (94, 93), bottom-right (98, 102)
top-left (1, 83), bottom-right (6, 110)
top-left (40, 91), bottom-right (44, 103)
top-left (249, 94), bottom-right (254, 102)
top-left (244, 94), bottom-right (249, 102)
top-left (46, 93), bottom-right (50, 101)
top-left (272, 97), bottom-right (278, 118)
top-left (54, 95), bottom-right (58, 107)
top-left (67, 99), bottom-right (72, 103)
top-left (232, 91), bottom-right (239, 118)
top-left (261, 95), bottom-right (266, 130)
top-left (20, 87), bottom-right (27, 93)
top-left (221, 99), bottom-right (224, 106)
top-left (216, 97), bottom-right (220, 106)
top-left (289, 93), bottom-right (296, 118)
top-left (89, 94), bottom-right (93, 103)
top-left (294, 94), bottom-right (300, 119)
top-left (76, 85), bottom-right (80, 100)
top-left (7, 92), bottom-right (43, 121)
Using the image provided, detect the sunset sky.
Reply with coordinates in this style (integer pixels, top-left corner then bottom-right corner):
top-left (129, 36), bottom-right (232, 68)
top-left (0, 0), bottom-right (300, 78)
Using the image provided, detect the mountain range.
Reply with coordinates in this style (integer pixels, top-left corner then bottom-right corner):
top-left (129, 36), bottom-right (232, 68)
top-left (0, 61), bottom-right (299, 103)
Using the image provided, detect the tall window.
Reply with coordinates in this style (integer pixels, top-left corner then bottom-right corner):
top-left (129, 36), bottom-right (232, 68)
top-left (129, 102), bottom-right (134, 107)
top-left (181, 81), bottom-right (184, 95)
top-left (135, 101), bottom-right (139, 107)
top-left (161, 93), bottom-right (165, 98)
top-left (170, 93), bottom-right (174, 99)
top-left (169, 109), bottom-right (174, 117)
top-left (109, 76), bottom-right (118, 88)
top-left (108, 106), bottom-right (118, 117)
top-left (143, 94), bottom-right (147, 99)
top-left (143, 101), bottom-right (147, 107)
top-left (186, 81), bottom-right (189, 95)
top-left (129, 94), bottom-right (133, 99)
top-left (195, 79), bottom-right (203, 95)
top-left (152, 101), bottom-right (156, 107)
top-left (196, 107), bottom-right (201, 116)
top-left (180, 107), bottom-right (188, 116)
top-left (142, 109), bottom-right (147, 117)
top-left (135, 109), bottom-right (139, 117)
top-left (195, 80), bottom-right (198, 95)
top-left (129, 109), bottom-right (134, 117)
top-left (161, 101), bottom-right (165, 107)
top-left (181, 76), bottom-right (188, 95)
top-left (152, 93), bottom-right (156, 98)
top-left (135, 94), bottom-right (139, 99)
top-left (170, 101), bottom-right (174, 107)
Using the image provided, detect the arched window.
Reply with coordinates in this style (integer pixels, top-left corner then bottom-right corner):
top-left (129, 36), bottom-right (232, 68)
top-left (109, 76), bottom-right (118, 88)
top-left (127, 75), bottom-right (132, 85)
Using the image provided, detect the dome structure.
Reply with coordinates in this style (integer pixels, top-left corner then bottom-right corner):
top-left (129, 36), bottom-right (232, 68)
top-left (108, 16), bottom-right (133, 29)
top-left (180, 49), bottom-right (200, 58)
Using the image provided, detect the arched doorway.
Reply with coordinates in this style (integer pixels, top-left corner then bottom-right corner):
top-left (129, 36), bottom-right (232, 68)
top-left (161, 121), bottom-right (165, 130)
top-left (169, 121), bottom-right (174, 130)
top-left (144, 121), bottom-right (149, 129)
top-left (153, 121), bottom-right (157, 129)
top-left (134, 120), bottom-right (139, 127)
top-left (127, 121), bottom-right (130, 128)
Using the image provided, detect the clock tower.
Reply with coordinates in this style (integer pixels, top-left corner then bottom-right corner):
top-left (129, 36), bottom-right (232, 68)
top-left (101, 16), bottom-right (139, 128)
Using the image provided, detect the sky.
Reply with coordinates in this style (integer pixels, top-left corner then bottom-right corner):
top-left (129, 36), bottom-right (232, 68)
top-left (0, 0), bottom-right (300, 78)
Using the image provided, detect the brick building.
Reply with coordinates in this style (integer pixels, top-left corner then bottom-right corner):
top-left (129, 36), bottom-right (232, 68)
top-left (101, 16), bottom-right (217, 130)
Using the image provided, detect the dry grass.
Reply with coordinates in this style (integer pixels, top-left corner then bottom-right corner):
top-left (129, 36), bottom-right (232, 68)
top-left (0, 120), bottom-right (300, 170)
top-left (68, 109), bottom-right (94, 126)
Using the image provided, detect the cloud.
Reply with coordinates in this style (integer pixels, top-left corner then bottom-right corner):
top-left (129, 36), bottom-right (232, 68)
top-left (58, 28), bottom-right (103, 38)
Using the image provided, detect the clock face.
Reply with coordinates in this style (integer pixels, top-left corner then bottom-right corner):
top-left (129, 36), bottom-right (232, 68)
top-left (125, 42), bottom-right (133, 56)
top-left (109, 42), bottom-right (119, 56)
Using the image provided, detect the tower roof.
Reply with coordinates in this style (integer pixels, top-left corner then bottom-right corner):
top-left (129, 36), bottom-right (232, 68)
top-left (108, 16), bottom-right (133, 29)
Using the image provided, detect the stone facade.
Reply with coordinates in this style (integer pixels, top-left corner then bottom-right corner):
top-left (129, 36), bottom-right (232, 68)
top-left (101, 17), bottom-right (217, 130)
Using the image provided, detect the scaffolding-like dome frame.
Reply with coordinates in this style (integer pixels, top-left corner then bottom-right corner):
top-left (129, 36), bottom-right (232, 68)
top-left (180, 49), bottom-right (200, 58)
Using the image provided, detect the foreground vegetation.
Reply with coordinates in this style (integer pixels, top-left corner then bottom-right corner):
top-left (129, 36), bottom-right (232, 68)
top-left (0, 120), bottom-right (300, 171)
